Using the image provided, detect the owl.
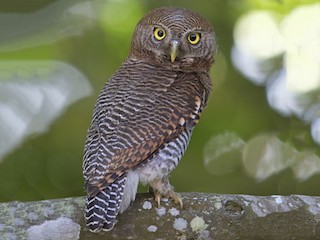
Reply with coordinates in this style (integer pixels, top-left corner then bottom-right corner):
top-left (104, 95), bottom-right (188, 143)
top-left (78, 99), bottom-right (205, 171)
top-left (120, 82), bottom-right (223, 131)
top-left (83, 7), bottom-right (216, 232)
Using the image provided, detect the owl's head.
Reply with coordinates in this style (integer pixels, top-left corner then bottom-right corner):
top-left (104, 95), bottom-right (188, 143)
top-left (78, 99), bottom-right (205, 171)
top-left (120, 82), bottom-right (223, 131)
top-left (129, 7), bottom-right (217, 72)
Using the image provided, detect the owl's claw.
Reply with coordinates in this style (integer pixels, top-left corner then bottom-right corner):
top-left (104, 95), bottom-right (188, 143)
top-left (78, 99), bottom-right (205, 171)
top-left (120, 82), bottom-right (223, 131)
top-left (168, 191), bottom-right (183, 208)
top-left (149, 179), bottom-right (183, 208)
top-left (155, 193), bottom-right (162, 208)
top-left (153, 190), bottom-right (183, 208)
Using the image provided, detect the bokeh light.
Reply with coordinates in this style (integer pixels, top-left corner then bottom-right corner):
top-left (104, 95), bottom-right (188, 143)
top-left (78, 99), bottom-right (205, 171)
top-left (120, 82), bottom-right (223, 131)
top-left (232, 3), bottom-right (320, 149)
top-left (0, 61), bottom-right (92, 161)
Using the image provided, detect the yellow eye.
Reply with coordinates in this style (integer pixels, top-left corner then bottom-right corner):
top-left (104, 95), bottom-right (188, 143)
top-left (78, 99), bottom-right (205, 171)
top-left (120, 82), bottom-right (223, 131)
top-left (188, 33), bottom-right (201, 44)
top-left (154, 27), bottom-right (166, 41)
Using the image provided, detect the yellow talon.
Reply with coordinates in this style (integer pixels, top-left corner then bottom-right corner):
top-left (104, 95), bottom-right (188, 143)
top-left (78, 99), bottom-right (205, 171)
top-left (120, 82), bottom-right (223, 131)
top-left (169, 191), bottom-right (183, 208)
top-left (155, 193), bottom-right (161, 208)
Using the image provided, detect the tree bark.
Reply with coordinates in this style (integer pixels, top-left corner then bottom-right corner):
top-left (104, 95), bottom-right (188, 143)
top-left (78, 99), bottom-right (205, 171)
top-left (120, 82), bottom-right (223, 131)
top-left (1, 193), bottom-right (320, 240)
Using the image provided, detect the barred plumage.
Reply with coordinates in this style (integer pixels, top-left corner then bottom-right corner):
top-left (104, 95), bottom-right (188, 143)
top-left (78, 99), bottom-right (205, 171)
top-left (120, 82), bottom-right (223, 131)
top-left (85, 175), bottom-right (126, 231)
top-left (83, 7), bottom-right (216, 232)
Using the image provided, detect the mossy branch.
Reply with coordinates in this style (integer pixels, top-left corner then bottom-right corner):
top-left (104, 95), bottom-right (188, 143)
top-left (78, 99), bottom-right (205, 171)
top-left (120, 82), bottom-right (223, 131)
top-left (1, 193), bottom-right (320, 239)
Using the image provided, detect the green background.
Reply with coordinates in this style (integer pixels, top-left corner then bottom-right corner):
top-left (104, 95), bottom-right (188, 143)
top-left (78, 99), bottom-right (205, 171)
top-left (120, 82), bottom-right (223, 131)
top-left (0, 0), bottom-right (319, 202)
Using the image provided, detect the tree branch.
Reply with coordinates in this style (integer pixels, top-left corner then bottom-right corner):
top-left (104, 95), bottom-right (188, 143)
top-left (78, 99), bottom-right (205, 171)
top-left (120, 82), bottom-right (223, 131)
top-left (1, 193), bottom-right (320, 239)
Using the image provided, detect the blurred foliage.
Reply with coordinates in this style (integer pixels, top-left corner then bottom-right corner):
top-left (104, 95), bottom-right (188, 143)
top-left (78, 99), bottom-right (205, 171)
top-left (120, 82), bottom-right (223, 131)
top-left (0, 0), bottom-right (319, 203)
top-left (245, 0), bottom-right (318, 13)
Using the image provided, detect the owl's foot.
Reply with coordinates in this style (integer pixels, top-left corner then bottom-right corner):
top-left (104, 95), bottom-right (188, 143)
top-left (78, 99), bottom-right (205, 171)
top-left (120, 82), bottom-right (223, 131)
top-left (150, 179), bottom-right (183, 208)
top-left (154, 190), bottom-right (183, 208)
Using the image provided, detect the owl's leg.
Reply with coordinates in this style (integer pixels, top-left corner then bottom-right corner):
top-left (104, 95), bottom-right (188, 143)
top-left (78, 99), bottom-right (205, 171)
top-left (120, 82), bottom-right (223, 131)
top-left (119, 170), bottom-right (140, 213)
top-left (149, 177), bottom-right (183, 208)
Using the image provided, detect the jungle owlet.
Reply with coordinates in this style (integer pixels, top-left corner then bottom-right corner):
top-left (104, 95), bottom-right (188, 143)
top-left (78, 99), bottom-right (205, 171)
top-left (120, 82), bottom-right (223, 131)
top-left (83, 7), bottom-right (216, 232)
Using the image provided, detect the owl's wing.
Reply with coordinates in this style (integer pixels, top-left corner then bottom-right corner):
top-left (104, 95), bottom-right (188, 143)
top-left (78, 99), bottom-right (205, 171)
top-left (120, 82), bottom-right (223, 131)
top-left (84, 71), bottom-right (211, 196)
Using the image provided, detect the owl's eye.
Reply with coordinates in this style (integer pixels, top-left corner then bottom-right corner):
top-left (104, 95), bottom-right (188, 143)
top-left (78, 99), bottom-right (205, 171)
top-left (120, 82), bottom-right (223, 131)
top-left (153, 27), bottom-right (166, 41)
top-left (188, 33), bottom-right (201, 45)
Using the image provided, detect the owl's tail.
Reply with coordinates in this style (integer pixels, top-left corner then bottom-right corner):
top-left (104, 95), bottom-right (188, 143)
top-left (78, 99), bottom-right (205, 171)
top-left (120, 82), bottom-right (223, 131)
top-left (85, 175), bottom-right (127, 232)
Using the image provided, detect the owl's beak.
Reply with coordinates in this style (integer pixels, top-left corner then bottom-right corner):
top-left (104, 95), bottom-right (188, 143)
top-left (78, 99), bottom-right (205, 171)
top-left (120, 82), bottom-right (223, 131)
top-left (170, 40), bottom-right (180, 62)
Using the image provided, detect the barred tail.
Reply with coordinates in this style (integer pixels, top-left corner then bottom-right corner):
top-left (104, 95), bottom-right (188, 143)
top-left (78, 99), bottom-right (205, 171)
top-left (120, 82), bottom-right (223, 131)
top-left (85, 175), bottom-right (127, 232)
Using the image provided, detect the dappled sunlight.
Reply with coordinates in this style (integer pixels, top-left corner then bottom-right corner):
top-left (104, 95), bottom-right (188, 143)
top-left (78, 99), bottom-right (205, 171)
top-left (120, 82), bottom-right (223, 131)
top-left (233, 11), bottom-right (285, 60)
top-left (0, 0), bottom-right (97, 52)
top-left (291, 151), bottom-right (320, 181)
top-left (204, 132), bottom-right (320, 182)
top-left (311, 118), bottom-right (320, 145)
top-left (282, 4), bottom-right (320, 93)
top-left (242, 133), bottom-right (296, 181)
top-left (207, 3), bottom-right (320, 182)
top-left (203, 132), bottom-right (245, 176)
top-left (266, 70), bottom-right (305, 117)
top-left (232, 3), bottom-right (320, 146)
top-left (0, 61), bottom-right (92, 161)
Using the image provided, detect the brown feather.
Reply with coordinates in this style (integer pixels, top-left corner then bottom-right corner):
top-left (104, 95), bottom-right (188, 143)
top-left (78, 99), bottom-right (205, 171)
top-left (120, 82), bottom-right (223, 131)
top-left (83, 7), bottom-right (216, 233)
